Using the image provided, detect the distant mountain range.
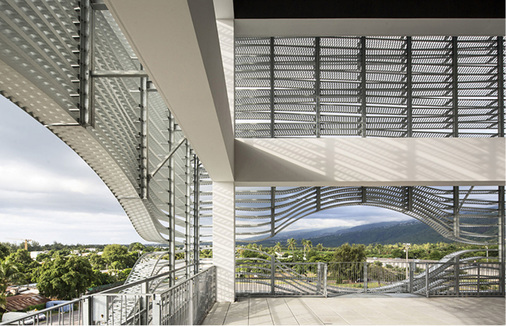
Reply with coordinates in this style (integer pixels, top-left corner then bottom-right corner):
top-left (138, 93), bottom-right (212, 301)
top-left (245, 220), bottom-right (451, 247)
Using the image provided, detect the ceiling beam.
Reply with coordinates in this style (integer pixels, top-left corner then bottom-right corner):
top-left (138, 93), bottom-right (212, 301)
top-left (106, 0), bottom-right (234, 182)
top-left (236, 18), bottom-right (505, 37)
top-left (235, 138), bottom-right (505, 187)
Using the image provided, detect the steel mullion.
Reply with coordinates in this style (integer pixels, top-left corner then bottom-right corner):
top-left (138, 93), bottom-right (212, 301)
top-left (270, 37), bottom-right (275, 138)
top-left (452, 37), bottom-right (459, 137)
top-left (78, 0), bottom-right (93, 126)
top-left (360, 37), bottom-right (367, 137)
top-left (406, 37), bottom-right (413, 137)
top-left (185, 141), bottom-right (192, 278)
top-left (169, 114), bottom-right (176, 286)
top-left (498, 36), bottom-right (504, 137)
top-left (139, 74), bottom-right (149, 199)
top-left (315, 37), bottom-right (322, 137)
top-left (193, 156), bottom-right (200, 273)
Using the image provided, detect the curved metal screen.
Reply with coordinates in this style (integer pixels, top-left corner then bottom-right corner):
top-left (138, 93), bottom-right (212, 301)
top-left (0, 0), bottom-right (207, 275)
top-left (236, 186), bottom-right (504, 246)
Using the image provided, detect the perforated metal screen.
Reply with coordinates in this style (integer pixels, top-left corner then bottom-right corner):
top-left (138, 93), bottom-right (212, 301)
top-left (236, 36), bottom-right (505, 138)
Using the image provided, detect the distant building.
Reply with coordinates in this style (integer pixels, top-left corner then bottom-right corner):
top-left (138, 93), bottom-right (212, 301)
top-left (5, 294), bottom-right (50, 312)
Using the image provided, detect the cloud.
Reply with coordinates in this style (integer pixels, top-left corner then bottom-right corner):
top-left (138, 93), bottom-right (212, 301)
top-left (283, 205), bottom-right (411, 231)
top-left (0, 95), bottom-right (142, 244)
top-left (0, 209), bottom-right (144, 244)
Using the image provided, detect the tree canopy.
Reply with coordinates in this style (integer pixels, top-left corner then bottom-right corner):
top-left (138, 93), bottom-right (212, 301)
top-left (35, 255), bottom-right (94, 300)
top-left (333, 243), bottom-right (366, 263)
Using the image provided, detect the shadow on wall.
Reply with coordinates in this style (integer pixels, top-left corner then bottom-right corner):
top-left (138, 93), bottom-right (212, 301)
top-left (234, 138), bottom-right (504, 186)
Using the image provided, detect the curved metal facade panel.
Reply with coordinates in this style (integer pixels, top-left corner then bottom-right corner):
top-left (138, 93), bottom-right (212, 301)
top-left (0, 0), bottom-right (205, 271)
top-left (236, 186), bottom-right (503, 246)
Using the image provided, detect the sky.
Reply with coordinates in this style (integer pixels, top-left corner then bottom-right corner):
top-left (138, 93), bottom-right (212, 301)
top-left (0, 95), bottom-right (410, 245)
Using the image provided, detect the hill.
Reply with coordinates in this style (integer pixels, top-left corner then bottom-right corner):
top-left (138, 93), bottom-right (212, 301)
top-left (250, 220), bottom-right (450, 247)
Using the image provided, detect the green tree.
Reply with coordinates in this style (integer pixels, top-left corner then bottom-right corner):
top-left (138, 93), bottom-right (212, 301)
top-left (128, 242), bottom-right (145, 253)
top-left (316, 243), bottom-right (323, 252)
top-left (287, 238), bottom-right (296, 252)
top-left (0, 244), bottom-right (10, 261)
top-left (102, 244), bottom-right (135, 270)
top-left (88, 253), bottom-right (106, 270)
top-left (0, 258), bottom-right (21, 309)
top-left (302, 239), bottom-right (312, 256)
top-left (333, 243), bottom-right (366, 263)
top-left (273, 242), bottom-right (282, 253)
top-left (6, 249), bottom-right (37, 284)
top-left (36, 255), bottom-right (95, 300)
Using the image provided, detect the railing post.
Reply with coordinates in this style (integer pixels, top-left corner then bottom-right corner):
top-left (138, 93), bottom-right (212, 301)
top-left (317, 263), bottom-right (322, 295)
top-left (455, 257), bottom-right (460, 296)
top-left (363, 262), bottom-right (368, 293)
top-left (152, 294), bottom-right (161, 325)
top-left (270, 256), bottom-right (276, 295)
top-left (425, 263), bottom-right (430, 298)
top-left (409, 261), bottom-right (415, 293)
top-left (323, 264), bottom-right (328, 297)
top-left (477, 263), bottom-right (480, 297)
top-left (142, 281), bottom-right (149, 324)
top-left (189, 279), bottom-right (194, 325)
top-left (82, 296), bottom-right (92, 326)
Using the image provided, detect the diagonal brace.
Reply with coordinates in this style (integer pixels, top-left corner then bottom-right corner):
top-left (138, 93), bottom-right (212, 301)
top-left (149, 137), bottom-right (186, 179)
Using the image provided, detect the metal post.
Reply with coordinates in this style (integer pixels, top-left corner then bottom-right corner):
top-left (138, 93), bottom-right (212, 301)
top-left (152, 295), bottom-right (161, 326)
top-left (452, 36), bottom-right (458, 137)
top-left (499, 186), bottom-right (505, 296)
top-left (169, 114), bottom-right (176, 286)
top-left (425, 263), bottom-right (430, 297)
top-left (453, 186), bottom-right (460, 238)
top-left (497, 37), bottom-right (504, 137)
top-left (455, 256), bottom-right (460, 296)
top-left (406, 36), bottom-right (413, 137)
top-left (409, 261), bottom-right (415, 293)
top-left (361, 186), bottom-right (366, 203)
top-left (270, 187), bottom-right (276, 237)
top-left (189, 279), bottom-right (194, 325)
top-left (477, 263), bottom-right (480, 297)
top-left (316, 187), bottom-right (321, 211)
top-left (270, 37), bottom-right (275, 138)
top-left (78, 0), bottom-right (94, 127)
top-left (185, 141), bottom-right (192, 279)
top-left (270, 256), bottom-right (275, 295)
top-left (82, 297), bottom-right (92, 326)
top-left (363, 262), bottom-right (368, 292)
top-left (315, 37), bottom-right (321, 137)
top-left (139, 74), bottom-right (148, 199)
top-left (141, 281), bottom-right (149, 325)
top-left (407, 186), bottom-right (413, 212)
top-left (317, 263), bottom-right (321, 294)
top-left (193, 155), bottom-right (200, 274)
top-left (323, 264), bottom-right (328, 297)
top-left (360, 37), bottom-right (367, 137)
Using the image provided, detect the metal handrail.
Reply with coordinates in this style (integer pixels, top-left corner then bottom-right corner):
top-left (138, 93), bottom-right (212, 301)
top-left (101, 263), bottom-right (196, 293)
top-left (0, 264), bottom-right (200, 325)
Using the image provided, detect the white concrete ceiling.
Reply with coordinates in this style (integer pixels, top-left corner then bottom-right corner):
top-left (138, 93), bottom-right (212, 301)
top-left (105, 0), bottom-right (505, 187)
top-left (106, 0), bottom-right (235, 182)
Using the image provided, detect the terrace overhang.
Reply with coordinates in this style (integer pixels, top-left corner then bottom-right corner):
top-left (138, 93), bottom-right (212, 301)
top-left (106, 0), bottom-right (505, 187)
top-left (106, 0), bottom-right (235, 182)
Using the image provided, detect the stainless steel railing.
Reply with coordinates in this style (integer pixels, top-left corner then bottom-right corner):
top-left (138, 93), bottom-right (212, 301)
top-left (0, 266), bottom-right (216, 325)
top-left (236, 251), bottom-right (504, 297)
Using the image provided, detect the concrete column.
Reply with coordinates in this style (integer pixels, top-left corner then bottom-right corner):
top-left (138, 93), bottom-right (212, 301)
top-left (213, 181), bottom-right (236, 302)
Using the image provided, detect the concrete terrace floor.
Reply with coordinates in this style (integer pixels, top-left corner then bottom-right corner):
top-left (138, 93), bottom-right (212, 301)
top-left (203, 294), bottom-right (505, 325)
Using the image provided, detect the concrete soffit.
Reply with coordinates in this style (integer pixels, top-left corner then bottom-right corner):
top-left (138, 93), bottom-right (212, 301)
top-left (105, 0), bottom-right (235, 182)
top-left (106, 0), bottom-right (505, 187)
